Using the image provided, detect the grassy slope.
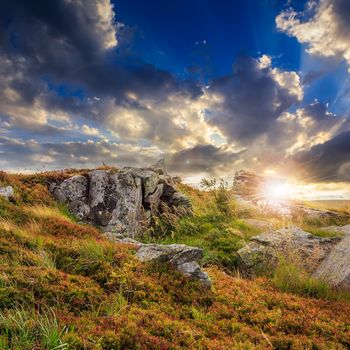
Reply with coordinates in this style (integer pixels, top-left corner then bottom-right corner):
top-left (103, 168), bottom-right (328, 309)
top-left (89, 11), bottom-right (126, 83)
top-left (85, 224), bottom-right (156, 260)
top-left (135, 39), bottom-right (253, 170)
top-left (0, 172), bottom-right (350, 349)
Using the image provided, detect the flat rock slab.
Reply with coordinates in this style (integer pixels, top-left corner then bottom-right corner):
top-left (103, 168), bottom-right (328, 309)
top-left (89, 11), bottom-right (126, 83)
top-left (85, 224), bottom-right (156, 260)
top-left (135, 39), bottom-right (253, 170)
top-left (314, 234), bottom-right (350, 290)
top-left (136, 243), bottom-right (211, 287)
top-left (238, 226), bottom-right (339, 274)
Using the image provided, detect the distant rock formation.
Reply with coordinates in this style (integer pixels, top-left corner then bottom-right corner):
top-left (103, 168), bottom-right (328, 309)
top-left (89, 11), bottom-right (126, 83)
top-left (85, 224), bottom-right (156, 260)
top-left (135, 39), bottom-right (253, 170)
top-left (49, 160), bottom-right (192, 238)
top-left (233, 170), bottom-right (264, 200)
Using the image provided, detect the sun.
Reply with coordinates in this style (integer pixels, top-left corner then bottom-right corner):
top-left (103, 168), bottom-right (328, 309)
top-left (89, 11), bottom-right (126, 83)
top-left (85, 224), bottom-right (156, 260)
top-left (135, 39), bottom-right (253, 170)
top-left (261, 179), bottom-right (297, 203)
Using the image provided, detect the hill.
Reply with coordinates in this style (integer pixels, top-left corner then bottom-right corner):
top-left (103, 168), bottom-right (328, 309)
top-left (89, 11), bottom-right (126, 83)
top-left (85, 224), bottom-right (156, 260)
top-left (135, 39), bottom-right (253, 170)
top-left (0, 170), bottom-right (350, 349)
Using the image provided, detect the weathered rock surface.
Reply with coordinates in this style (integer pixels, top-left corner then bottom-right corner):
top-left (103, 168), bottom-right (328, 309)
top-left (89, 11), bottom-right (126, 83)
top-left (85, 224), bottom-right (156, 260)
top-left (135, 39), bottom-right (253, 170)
top-left (136, 243), bottom-right (211, 287)
top-left (238, 226), bottom-right (339, 274)
top-left (49, 161), bottom-right (191, 237)
top-left (314, 234), bottom-right (350, 290)
top-left (0, 186), bottom-right (14, 200)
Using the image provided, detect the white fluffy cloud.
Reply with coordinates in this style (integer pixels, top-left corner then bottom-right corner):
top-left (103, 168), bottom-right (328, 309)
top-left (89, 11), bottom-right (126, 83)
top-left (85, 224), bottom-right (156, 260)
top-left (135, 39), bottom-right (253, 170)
top-left (276, 0), bottom-right (350, 72)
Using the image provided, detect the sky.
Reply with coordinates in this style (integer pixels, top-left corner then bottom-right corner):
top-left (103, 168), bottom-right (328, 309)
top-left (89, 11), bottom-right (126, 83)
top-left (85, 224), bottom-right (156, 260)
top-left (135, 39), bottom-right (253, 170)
top-left (1, 0), bottom-right (350, 196)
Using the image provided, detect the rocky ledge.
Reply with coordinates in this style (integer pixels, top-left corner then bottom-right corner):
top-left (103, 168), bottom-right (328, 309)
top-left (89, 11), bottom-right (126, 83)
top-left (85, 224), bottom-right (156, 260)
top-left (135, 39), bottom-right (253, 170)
top-left (49, 160), bottom-right (191, 238)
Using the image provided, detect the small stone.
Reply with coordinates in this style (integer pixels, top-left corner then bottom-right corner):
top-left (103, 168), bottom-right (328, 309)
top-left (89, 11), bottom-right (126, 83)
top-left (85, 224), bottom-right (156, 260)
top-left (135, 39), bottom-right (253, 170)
top-left (0, 186), bottom-right (14, 200)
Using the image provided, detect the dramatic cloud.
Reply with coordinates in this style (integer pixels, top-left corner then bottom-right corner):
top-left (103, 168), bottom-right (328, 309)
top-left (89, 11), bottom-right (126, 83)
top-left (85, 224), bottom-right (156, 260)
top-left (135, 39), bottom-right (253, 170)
top-left (206, 55), bottom-right (303, 143)
top-left (168, 144), bottom-right (244, 176)
top-left (292, 130), bottom-right (350, 182)
top-left (1, 0), bottom-right (349, 184)
top-left (276, 0), bottom-right (350, 72)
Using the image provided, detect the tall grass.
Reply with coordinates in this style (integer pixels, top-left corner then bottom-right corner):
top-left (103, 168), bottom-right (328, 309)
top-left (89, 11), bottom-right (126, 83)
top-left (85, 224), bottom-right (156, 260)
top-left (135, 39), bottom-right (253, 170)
top-left (272, 259), bottom-right (350, 302)
top-left (0, 306), bottom-right (67, 349)
top-left (38, 309), bottom-right (67, 349)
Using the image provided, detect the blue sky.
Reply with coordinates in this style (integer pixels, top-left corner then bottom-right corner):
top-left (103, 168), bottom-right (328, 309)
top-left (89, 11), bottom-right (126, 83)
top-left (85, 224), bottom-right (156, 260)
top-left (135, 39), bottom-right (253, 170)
top-left (116, 0), bottom-right (303, 76)
top-left (0, 0), bottom-right (350, 190)
top-left (115, 0), bottom-right (348, 113)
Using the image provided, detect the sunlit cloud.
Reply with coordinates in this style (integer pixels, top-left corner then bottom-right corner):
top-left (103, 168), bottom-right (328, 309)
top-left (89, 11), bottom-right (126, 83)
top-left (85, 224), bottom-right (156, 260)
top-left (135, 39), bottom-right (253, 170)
top-left (276, 0), bottom-right (350, 72)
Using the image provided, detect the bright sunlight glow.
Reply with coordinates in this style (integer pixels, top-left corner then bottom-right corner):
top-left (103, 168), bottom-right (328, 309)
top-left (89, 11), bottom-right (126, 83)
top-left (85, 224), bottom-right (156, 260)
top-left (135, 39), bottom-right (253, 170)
top-left (261, 179), bottom-right (297, 203)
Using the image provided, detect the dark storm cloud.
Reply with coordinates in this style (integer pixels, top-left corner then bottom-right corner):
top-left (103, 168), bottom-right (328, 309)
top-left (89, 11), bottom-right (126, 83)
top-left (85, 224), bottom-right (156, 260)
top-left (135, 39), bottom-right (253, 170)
top-left (0, 0), bottom-right (200, 122)
top-left (168, 144), bottom-right (244, 175)
top-left (207, 56), bottom-right (302, 143)
top-left (292, 131), bottom-right (350, 182)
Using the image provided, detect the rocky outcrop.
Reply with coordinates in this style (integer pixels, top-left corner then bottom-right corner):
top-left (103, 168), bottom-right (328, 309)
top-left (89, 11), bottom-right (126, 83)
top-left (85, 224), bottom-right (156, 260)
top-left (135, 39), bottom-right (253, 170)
top-left (233, 170), bottom-right (263, 200)
top-left (136, 243), bottom-right (211, 287)
top-left (0, 186), bottom-right (14, 200)
top-left (238, 227), bottom-right (339, 274)
top-left (314, 234), bottom-right (350, 290)
top-left (49, 161), bottom-right (192, 238)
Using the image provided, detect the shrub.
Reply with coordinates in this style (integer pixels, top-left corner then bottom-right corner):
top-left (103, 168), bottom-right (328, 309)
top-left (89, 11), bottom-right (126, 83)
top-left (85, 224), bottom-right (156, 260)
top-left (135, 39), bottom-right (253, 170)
top-left (200, 178), bottom-right (235, 219)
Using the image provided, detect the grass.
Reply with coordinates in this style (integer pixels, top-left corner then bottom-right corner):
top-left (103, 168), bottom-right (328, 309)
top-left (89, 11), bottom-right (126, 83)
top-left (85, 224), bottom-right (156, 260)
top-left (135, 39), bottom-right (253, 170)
top-left (0, 306), bottom-right (67, 349)
top-left (272, 259), bottom-right (350, 302)
top-left (0, 171), bottom-right (350, 349)
top-left (141, 183), bottom-right (261, 270)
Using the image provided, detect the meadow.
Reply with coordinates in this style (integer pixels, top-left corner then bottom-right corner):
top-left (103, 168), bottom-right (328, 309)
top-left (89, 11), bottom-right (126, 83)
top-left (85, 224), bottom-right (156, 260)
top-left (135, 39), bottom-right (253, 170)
top-left (0, 171), bottom-right (349, 349)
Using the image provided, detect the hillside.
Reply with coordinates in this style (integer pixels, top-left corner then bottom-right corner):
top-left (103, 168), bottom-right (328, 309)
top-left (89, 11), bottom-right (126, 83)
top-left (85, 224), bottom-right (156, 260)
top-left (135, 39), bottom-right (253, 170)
top-left (0, 170), bottom-right (350, 349)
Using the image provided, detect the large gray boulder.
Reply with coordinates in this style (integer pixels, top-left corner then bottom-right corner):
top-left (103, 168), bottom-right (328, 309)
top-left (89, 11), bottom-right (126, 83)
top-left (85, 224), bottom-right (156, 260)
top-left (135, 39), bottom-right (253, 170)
top-left (136, 243), bottom-right (211, 287)
top-left (51, 175), bottom-right (90, 219)
top-left (105, 169), bottom-right (143, 237)
top-left (238, 226), bottom-right (339, 274)
top-left (0, 186), bottom-right (14, 200)
top-left (314, 234), bottom-right (350, 290)
top-left (49, 161), bottom-right (192, 237)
